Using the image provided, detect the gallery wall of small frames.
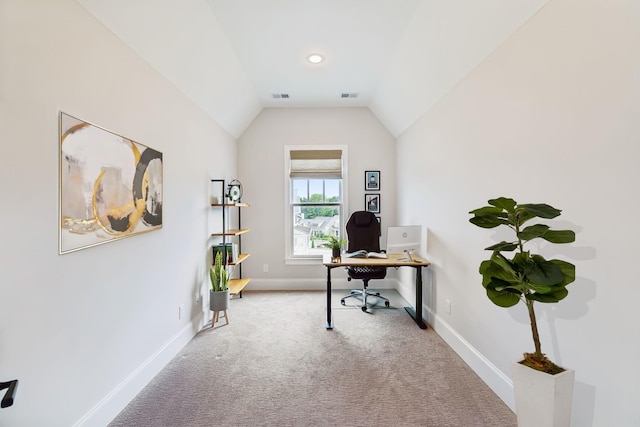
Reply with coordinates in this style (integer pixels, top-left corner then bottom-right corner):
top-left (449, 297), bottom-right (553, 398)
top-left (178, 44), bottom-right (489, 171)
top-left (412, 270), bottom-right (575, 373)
top-left (364, 171), bottom-right (381, 226)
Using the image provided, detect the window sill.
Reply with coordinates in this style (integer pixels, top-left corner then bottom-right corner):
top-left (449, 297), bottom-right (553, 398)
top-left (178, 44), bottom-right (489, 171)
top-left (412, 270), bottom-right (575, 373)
top-left (284, 257), bottom-right (324, 266)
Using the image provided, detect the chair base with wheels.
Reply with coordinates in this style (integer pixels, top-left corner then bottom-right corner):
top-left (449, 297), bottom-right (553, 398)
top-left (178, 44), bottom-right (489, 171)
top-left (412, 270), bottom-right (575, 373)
top-left (340, 266), bottom-right (390, 313)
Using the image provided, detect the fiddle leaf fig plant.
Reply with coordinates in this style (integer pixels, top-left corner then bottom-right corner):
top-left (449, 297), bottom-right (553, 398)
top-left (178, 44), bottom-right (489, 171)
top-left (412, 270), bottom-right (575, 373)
top-left (469, 197), bottom-right (576, 374)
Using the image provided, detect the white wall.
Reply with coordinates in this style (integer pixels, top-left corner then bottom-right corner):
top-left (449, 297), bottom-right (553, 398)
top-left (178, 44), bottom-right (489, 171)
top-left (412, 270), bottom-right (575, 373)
top-left (4, 1), bottom-right (637, 425)
top-left (0, 1), bottom-right (236, 425)
top-left (371, 0), bottom-right (550, 137)
top-left (395, 0), bottom-right (640, 425)
top-left (237, 108), bottom-right (397, 290)
top-left (77, 0), bottom-right (263, 139)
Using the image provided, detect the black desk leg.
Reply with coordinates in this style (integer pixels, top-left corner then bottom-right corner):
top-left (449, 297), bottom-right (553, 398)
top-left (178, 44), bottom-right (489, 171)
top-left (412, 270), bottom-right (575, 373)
top-left (404, 266), bottom-right (427, 329)
top-left (326, 267), bottom-right (333, 329)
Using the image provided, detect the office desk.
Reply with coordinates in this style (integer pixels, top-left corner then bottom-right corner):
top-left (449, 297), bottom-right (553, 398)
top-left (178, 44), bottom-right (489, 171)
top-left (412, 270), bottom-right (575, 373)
top-left (322, 254), bottom-right (431, 330)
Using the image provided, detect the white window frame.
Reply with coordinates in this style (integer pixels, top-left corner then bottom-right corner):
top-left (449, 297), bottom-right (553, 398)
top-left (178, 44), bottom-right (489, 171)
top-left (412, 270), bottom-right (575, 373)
top-left (284, 145), bottom-right (348, 264)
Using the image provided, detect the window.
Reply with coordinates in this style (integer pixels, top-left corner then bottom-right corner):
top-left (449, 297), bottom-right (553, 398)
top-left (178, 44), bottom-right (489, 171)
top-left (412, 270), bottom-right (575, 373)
top-left (285, 146), bottom-right (347, 261)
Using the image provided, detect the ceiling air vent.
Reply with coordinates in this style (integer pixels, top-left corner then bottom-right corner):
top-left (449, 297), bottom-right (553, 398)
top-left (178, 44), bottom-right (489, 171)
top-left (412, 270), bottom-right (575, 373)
top-left (341, 93), bottom-right (359, 98)
top-left (272, 93), bottom-right (290, 99)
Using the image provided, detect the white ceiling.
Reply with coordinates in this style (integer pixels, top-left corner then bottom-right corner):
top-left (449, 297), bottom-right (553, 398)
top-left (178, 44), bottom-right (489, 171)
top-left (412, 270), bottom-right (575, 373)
top-left (77, 0), bottom-right (549, 138)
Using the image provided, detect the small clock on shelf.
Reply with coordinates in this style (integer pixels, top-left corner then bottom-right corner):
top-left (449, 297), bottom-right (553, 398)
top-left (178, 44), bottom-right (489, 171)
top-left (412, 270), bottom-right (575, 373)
top-left (226, 179), bottom-right (243, 203)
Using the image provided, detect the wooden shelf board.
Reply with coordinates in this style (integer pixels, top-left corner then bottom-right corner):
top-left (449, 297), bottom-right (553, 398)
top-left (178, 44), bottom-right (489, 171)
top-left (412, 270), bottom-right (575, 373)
top-left (211, 228), bottom-right (250, 237)
top-left (229, 278), bottom-right (251, 295)
top-left (211, 203), bottom-right (250, 207)
top-left (227, 253), bottom-right (250, 265)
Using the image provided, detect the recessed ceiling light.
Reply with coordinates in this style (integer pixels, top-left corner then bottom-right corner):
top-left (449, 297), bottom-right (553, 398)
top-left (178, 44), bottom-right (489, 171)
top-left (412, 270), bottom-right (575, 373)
top-left (307, 54), bottom-right (324, 64)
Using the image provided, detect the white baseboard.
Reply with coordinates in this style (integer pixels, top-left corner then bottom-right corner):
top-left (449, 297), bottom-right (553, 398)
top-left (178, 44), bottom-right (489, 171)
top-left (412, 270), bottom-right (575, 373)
top-left (430, 312), bottom-right (515, 411)
top-left (394, 279), bottom-right (515, 412)
top-left (73, 313), bottom-right (205, 427)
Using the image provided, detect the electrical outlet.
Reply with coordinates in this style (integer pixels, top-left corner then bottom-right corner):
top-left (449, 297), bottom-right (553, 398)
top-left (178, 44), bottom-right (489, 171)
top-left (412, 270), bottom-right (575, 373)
top-left (178, 304), bottom-right (184, 320)
top-left (263, 264), bottom-right (269, 273)
top-left (446, 299), bottom-right (452, 314)
top-left (195, 293), bottom-right (200, 303)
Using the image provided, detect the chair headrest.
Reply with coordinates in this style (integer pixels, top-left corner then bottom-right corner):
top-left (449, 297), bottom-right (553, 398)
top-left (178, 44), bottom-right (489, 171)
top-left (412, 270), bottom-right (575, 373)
top-left (353, 211), bottom-right (374, 226)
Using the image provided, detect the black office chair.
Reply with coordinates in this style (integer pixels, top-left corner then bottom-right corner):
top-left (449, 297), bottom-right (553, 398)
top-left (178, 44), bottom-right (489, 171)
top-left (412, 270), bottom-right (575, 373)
top-left (340, 211), bottom-right (390, 312)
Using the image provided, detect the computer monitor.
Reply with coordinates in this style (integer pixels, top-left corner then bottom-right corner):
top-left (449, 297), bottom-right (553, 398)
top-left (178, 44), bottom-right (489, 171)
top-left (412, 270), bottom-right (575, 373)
top-left (386, 225), bottom-right (423, 256)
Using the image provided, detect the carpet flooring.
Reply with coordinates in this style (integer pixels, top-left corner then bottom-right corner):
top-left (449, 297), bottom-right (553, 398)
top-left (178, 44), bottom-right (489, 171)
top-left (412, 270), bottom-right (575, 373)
top-left (109, 290), bottom-right (516, 427)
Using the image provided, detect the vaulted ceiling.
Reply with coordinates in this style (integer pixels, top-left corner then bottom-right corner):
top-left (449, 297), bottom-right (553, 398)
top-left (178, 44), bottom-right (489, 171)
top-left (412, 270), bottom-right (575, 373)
top-left (77, 0), bottom-right (549, 138)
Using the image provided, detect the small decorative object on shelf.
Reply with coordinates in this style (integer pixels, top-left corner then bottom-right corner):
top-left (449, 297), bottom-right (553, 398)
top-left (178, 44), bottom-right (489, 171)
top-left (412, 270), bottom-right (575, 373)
top-left (212, 243), bottom-right (236, 264)
top-left (226, 179), bottom-right (243, 203)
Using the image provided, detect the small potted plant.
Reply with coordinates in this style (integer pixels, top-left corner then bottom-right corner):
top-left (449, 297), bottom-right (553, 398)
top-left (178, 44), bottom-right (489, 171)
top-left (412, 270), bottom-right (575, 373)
top-left (209, 251), bottom-right (230, 325)
top-left (327, 235), bottom-right (346, 261)
top-left (469, 197), bottom-right (576, 426)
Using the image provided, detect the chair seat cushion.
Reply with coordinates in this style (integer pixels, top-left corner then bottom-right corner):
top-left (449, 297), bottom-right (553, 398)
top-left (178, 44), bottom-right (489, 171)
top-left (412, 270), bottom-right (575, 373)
top-left (348, 266), bottom-right (387, 279)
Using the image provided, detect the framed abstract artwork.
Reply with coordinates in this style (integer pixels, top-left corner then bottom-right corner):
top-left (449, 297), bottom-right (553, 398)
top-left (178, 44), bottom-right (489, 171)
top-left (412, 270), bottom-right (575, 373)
top-left (365, 170), bottom-right (380, 191)
top-left (58, 112), bottom-right (163, 254)
top-left (365, 194), bottom-right (380, 214)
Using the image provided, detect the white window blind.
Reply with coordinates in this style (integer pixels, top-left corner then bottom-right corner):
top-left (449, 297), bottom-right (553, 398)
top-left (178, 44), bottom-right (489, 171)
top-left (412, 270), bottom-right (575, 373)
top-left (289, 149), bottom-right (342, 179)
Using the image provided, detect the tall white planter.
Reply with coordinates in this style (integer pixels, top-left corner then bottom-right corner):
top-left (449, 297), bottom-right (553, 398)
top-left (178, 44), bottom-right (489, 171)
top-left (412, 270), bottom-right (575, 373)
top-left (512, 361), bottom-right (575, 427)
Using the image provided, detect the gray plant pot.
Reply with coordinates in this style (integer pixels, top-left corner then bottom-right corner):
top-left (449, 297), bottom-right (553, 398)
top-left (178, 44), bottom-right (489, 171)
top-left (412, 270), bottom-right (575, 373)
top-left (210, 289), bottom-right (230, 312)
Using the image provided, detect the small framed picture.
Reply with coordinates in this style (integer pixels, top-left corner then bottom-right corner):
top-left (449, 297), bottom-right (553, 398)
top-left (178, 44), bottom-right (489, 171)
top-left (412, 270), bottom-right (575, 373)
top-left (365, 194), bottom-right (380, 214)
top-left (365, 170), bottom-right (380, 191)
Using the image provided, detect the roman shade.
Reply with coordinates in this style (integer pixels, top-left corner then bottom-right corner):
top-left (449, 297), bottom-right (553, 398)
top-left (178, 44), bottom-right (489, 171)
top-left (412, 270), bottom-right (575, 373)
top-left (289, 149), bottom-right (343, 179)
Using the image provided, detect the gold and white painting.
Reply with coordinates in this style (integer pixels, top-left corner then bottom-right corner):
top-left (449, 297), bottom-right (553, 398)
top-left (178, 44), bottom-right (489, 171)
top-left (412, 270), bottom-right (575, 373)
top-left (59, 112), bottom-right (163, 254)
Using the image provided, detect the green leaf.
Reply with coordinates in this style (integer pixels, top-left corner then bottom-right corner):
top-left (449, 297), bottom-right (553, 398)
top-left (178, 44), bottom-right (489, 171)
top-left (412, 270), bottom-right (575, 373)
top-left (485, 241), bottom-right (518, 252)
top-left (524, 255), bottom-right (564, 285)
top-left (469, 205), bottom-right (510, 229)
top-left (511, 251), bottom-right (531, 272)
top-left (488, 197), bottom-right (517, 212)
top-left (484, 254), bottom-right (519, 284)
top-left (483, 275), bottom-right (508, 290)
top-left (479, 260), bottom-right (498, 284)
top-left (527, 288), bottom-right (569, 303)
top-left (550, 259), bottom-right (576, 286)
top-left (514, 207), bottom-right (535, 226)
top-left (479, 261), bottom-right (520, 290)
top-left (469, 206), bottom-right (505, 215)
top-left (542, 230), bottom-right (576, 244)
top-left (469, 215), bottom-right (510, 229)
top-left (518, 224), bottom-right (550, 241)
top-left (520, 203), bottom-right (562, 219)
top-left (209, 268), bottom-right (216, 292)
top-left (478, 259), bottom-right (493, 284)
top-left (525, 282), bottom-right (554, 294)
top-left (524, 259), bottom-right (574, 297)
top-left (487, 286), bottom-right (521, 307)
